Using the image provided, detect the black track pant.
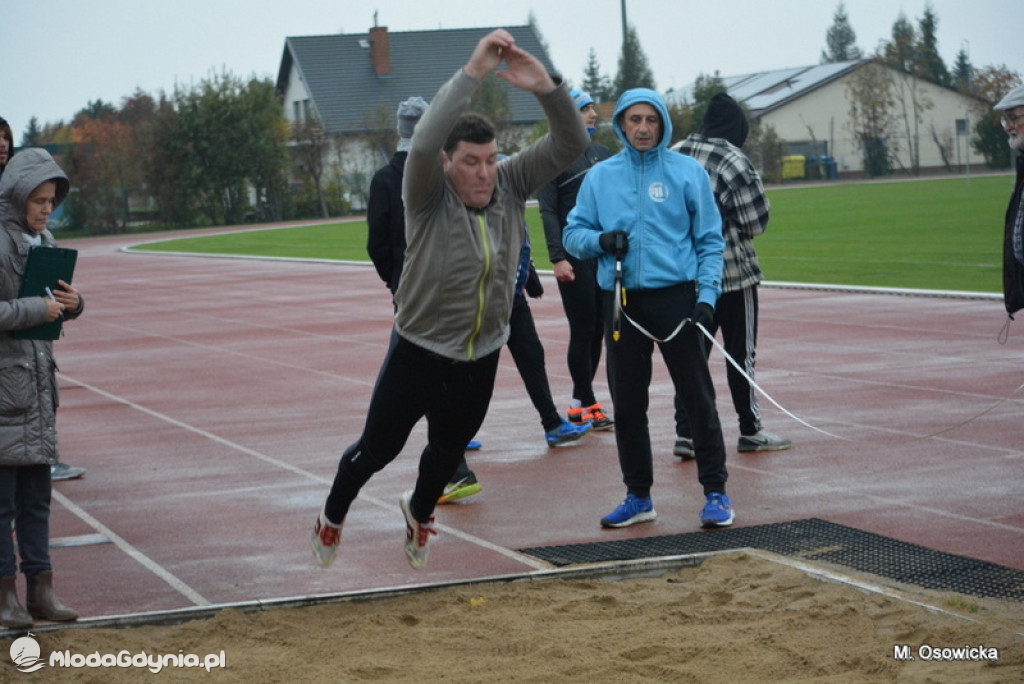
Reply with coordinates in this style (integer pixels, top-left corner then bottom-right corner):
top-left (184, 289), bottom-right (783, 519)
top-left (556, 255), bottom-right (605, 406)
top-left (675, 286), bottom-right (760, 438)
top-left (604, 282), bottom-right (728, 498)
top-left (325, 331), bottom-right (499, 523)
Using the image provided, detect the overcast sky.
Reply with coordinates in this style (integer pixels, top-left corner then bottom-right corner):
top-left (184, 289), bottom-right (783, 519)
top-left (3, 0), bottom-right (1021, 142)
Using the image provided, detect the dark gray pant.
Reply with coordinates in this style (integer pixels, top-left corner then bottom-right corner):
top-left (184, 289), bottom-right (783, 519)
top-left (0, 464), bottom-right (52, 578)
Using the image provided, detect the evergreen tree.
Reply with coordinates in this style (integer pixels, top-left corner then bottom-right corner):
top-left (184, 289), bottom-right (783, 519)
top-left (821, 2), bottom-right (863, 63)
top-left (667, 73), bottom-right (727, 145)
top-left (581, 48), bottom-right (614, 103)
top-left (73, 99), bottom-right (117, 124)
top-left (952, 48), bottom-right (973, 93)
top-left (21, 117), bottom-right (42, 147)
top-left (883, 13), bottom-right (917, 73)
top-left (690, 74), bottom-right (729, 134)
top-left (915, 4), bottom-right (950, 86)
top-left (612, 24), bottom-right (655, 99)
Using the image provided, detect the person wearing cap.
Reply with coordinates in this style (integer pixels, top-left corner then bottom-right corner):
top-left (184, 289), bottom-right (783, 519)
top-left (538, 89), bottom-right (614, 432)
top-left (563, 88), bottom-right (733, 531)
top-left (312, 29), bottom-right (588, 571)
top-left (670, 93), bottom-right (791, 458)
top-left (365, 96), bottom-right (485, 505)
top-left (0, 148), bottom-right (82, 627)
top-left (367, 97), bottom-right (428, 297)
top-left (0, 116), bottom-right (86, 483)
top-left (995, 84), bottom-right (1024, 317)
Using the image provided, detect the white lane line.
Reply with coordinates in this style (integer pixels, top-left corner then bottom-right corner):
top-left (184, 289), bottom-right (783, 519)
top-left (57, 374), bottom-right (549, 596)
top-left (51, 489), bottom-right (211, 606)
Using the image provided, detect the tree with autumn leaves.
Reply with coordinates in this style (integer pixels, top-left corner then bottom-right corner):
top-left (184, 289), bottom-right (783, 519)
top-left (34, 73), bottom-right (290, 233)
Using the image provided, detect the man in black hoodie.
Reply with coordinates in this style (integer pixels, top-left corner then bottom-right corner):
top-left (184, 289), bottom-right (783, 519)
top-left (670, 93), bottom-right (791, 456)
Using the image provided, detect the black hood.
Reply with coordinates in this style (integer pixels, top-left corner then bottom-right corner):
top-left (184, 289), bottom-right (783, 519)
top-left (700, 93), bottom-right (749, 148)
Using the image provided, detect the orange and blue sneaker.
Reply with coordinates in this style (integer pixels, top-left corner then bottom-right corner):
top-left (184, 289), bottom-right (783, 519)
top-left (568, 402), bottom-right (614, 431)
top-left (545, 418), bottom-right (592, 447)
top-left (582, 403), bottom-right (614, 431)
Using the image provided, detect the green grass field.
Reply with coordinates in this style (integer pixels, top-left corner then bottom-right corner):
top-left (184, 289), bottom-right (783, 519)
top-left (133, 175), bottom-right (1013, 294)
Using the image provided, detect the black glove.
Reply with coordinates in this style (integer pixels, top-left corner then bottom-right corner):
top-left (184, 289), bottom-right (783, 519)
top-left (598, 230), bottom-right (630, 257)
top-left (692, 302), bottom-right (714, 329)
top-left (525, 263), bottom-right (544, 298)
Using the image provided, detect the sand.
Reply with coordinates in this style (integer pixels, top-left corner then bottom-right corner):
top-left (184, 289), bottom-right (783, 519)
top-left (4, 552), bottom-right (1022, 683)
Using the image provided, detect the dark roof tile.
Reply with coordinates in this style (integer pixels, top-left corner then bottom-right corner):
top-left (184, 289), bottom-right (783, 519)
top-left (278, 25), bottom-right (557, 134)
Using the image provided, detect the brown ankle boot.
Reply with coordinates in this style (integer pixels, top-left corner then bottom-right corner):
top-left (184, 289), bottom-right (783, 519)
top-left (0, 575), bottom-right (33, 629)
top-left (26, 571), bottom-right (78, 622)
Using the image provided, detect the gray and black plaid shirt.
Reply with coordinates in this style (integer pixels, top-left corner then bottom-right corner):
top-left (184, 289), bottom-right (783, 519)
top-left (672, 134), bottom-right (770, 292)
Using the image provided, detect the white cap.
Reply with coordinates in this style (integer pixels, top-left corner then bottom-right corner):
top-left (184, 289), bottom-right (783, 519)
top-left (994, 85), bottom-right (1024, 110)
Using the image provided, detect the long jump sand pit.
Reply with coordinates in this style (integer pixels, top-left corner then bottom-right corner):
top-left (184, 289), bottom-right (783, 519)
top-left (9, 551), bottom-right (1022, 682)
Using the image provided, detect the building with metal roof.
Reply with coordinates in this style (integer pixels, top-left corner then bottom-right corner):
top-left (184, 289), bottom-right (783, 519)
top-left (670, 60), bottom-right (985, 179)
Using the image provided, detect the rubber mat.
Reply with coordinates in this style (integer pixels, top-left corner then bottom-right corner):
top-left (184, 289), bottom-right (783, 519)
top-left (520, 518), bottom-right (1024, 602)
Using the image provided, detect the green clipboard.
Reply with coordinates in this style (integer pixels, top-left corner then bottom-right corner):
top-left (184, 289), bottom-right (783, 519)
top-left (11, 246), bottom-right (78, 340)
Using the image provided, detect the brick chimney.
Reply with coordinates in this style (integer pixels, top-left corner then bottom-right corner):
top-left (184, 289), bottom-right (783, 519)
top-left (369, 26), bottom-right (390, 76)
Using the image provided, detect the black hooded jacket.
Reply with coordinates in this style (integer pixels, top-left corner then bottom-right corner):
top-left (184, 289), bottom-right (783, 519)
top-left (700, 93), bottom-right (750, 149)
top-left (366, 151), bottom-right (408, 295)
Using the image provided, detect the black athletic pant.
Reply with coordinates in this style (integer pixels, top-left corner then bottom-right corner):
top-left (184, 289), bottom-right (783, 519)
top-left (556, 255), bottom-right (604, 407)
top-left (604, 282), bottom-right (728, 498)
top-left (506, 294), bottom-right (562, 433)
top-left (675, 286), bottom-right (760, 438)
top-left (325, 331), bottom-right (499, 524)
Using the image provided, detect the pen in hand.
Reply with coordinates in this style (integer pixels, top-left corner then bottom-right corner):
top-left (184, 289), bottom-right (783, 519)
top-left (45, 287), bottom-right (64, 319)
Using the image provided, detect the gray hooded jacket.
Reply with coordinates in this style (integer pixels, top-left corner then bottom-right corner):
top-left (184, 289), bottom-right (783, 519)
top-left (0, 148), bottom-right (77, 466)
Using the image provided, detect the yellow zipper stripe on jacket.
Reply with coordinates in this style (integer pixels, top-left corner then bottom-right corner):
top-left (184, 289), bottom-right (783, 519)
top-left (467, 213), bottom-right (491, 360)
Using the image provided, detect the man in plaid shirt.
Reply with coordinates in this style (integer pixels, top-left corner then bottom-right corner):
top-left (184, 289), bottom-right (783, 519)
top-left (670, 93), bottom-right (791, 456)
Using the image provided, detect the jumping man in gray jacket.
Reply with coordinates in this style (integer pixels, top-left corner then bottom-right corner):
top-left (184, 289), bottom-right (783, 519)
top-left (312, 29), bottom-right (588, 571)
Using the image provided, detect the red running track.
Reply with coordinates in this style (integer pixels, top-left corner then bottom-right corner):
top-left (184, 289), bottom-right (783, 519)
top-left (23, 226), bottom-right (1024, 621)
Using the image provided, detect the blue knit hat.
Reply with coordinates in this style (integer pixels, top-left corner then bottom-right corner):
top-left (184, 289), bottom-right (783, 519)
top-left (570, 89), bottom-right (594, 111)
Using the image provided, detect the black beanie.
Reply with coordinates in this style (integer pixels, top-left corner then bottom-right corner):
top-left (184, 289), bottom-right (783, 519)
top-left (700, 93), bottom-right (749, 148)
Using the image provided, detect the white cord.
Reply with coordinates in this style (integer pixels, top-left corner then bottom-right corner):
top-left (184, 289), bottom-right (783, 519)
top-left (692, 321), bottom-right (850, 440)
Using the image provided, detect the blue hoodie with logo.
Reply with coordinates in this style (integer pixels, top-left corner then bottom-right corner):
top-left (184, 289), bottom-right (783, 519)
top-left (562, 88), bottom-right (724, 307)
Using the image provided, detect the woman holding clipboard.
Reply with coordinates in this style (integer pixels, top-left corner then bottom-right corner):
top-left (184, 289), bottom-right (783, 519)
top-left (0, 147), bottom-right (81, 627)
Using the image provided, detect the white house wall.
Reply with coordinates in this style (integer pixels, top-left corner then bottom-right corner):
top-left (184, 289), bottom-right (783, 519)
top-left (760, 69), bottom-right (981, 176)
top-left (282, 62), bottom-right (311, 124)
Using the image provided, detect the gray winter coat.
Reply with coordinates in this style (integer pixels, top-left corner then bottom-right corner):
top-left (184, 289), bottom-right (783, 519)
top-left (0, 148), bottom-right (78, 466)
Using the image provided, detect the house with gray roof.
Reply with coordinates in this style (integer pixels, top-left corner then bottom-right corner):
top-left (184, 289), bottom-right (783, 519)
top-left (276, 24), bottom-right (558, 209)
top-left (670, 60), bottom-right (985, 178)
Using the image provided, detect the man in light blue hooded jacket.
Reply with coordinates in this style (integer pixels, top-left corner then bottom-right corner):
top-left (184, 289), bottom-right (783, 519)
top-left (563, 88), bottom-right (734, 530)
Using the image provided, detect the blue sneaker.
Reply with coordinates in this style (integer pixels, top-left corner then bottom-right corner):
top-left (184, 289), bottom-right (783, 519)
top-left (600, 494), bottom-right (656, 528)
top-left (466, 440), bottom-right (482, 451)
top-left (700, 492), bottom-right (735, 528)
top-left (545, 418), bottom-right (592, 447)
